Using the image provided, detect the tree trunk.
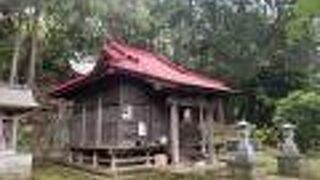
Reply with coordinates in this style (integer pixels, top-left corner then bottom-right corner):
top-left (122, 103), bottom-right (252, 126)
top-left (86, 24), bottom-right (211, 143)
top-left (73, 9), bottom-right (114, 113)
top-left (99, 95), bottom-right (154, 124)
top-left (27, 29), bottom-right (37, 87)
top-left (9, 30), bottom-right (23, 86)
top-left (27, 9), bottom-right (40, 87)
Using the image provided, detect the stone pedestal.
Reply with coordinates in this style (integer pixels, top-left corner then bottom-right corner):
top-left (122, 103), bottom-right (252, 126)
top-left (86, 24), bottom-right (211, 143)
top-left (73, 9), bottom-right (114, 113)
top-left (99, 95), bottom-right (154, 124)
top-left (230, 161), bottom-right (254, 180)
top-left (229, 121), bottom-right (256, 180)
top-left (0, 151), bottom-right (32, 180)
top-left (277, 155), bottom-right (301, 177)
top-left (277, 123), bottom-right (301, 177)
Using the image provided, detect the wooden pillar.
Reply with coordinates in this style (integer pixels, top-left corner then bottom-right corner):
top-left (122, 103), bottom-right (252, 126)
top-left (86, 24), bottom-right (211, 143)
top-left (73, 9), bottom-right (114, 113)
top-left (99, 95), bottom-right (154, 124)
top-left (199, 103), bottom-right (207, 155)
top-left (146, 150), bottom-right (152, 166)
top-left (78, 151), bottom-right (84, 164)
top-left (11, 117), bottom-right (18, 151)
top-left (0, 115), bottom-right (4, 151)
top-left (57, 101), bottom-right (64, 148)
top-left (206, 102), bottom-right (215, 164)
top-left (110, 149), bottom-right (116, 171)
top-left (217, 98), bottom-right (225, 124)
top-left (93, 151), bottom-right (98, 167)
top-left (68, 150), bottom-right (73, 163)
top-left (96, 96), bottom-right (102, 146)
top-left (170, 101), bottom-right (179, 165)
top-left (81, 103), bottom-right (86, 146)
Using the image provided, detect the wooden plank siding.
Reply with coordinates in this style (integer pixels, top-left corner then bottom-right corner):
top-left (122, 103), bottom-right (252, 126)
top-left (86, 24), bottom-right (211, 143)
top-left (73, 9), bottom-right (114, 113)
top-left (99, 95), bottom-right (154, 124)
top-left (69, 75), bottom-right (169, 150)
top-left (66, 74), bottom-right (226, 166)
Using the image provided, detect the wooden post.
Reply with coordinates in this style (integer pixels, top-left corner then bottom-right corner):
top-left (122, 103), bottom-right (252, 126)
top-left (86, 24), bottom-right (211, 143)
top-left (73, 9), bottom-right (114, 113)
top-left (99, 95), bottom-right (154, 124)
top-left (78, 151), bottom-right (84, 164)
top-left (206, 102), bottom-right (215, 164)
top-left (146, 149), bottom-right (152, 166)
top-left (93, 151), bottom-right (98, 167)
top-left (68, 150), bottom-right (73, 163)
top-left (0, 115), bottom-right (5, 151)
top-left (199, 102), bottom-right (207, 155)
top-left (12, 117), bottom-right (18, 151)
top-left (217, 98), bottom-right (225, 124)
top-left (110, 149), bottom-right (117, 171)
top-left (57, 101), bottom-right (64, 148)
top-left (170, 100), bottom-right (179, 165)
top-left (81, 103), bottom-right (86, 146)
top-left (96, 96), bottom-right (102, 146)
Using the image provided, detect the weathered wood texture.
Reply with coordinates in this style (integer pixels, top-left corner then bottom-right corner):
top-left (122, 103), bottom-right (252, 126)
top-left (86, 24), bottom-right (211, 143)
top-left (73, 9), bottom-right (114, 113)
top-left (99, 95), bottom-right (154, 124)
top-left (69, 75), bottom-right (168, 149)
top-left (66, 74), bottom-right (228, 165)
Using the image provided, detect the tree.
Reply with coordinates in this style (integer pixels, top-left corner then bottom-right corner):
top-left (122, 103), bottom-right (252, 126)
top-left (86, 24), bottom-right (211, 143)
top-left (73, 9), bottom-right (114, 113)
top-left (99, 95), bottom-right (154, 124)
top-left (275, 90), bottom-right (320, 152)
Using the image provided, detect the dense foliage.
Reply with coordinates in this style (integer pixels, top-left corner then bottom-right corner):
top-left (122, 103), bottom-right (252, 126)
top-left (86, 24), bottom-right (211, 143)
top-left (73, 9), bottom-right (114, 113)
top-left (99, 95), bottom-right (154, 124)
top-left (275, 90), bottom-right (320, 152)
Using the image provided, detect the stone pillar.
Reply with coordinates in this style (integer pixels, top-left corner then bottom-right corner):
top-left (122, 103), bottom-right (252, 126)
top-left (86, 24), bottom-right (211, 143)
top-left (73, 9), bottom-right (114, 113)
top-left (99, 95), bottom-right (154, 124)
top-left (232, 120), bottom-right (255, 180)
top-left (170, 101), bottom-right (179, 165)
top-left (278, 123), bottom-right (301, 177)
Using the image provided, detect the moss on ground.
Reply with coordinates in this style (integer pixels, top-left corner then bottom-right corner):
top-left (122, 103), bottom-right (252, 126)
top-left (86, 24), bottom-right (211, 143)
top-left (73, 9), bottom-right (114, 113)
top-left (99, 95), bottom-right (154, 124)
top-left (33, 150), bottom-right (320, 180)
top-left (33, 164), bottom-right (94, 180)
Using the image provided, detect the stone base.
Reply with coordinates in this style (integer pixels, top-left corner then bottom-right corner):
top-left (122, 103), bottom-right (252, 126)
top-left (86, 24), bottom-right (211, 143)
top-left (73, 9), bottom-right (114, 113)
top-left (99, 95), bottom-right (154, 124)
top-left (277, 155), bottom-right (301, 177)
top-left (0, 151), bottom-right (32, 180)
top-left (229, 161), bottom-right (254, 180)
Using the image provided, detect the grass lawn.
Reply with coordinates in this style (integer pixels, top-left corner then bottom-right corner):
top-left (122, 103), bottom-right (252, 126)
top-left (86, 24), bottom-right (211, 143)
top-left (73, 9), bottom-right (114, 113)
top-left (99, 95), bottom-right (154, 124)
top-left (33, 149), bottom-right (320, 180)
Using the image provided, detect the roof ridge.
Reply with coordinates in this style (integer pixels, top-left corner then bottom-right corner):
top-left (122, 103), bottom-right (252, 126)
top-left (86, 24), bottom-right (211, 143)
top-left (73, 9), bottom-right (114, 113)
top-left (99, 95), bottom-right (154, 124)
top-left (108, 41), bottom-right (140, 63)
top-left (110, 41), bottom-right (195, 74)
top-left (109, 41), bottom-right (226, 86)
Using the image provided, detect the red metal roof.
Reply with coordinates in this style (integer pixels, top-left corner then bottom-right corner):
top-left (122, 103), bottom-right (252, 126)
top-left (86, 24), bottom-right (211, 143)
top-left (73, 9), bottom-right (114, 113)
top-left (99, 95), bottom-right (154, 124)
top-left (52, 41), bottom-right (231, 96)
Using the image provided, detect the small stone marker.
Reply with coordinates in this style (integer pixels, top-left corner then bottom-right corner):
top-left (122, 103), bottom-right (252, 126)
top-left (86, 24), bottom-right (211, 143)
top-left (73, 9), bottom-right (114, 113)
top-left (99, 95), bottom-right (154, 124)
top-left (278, 123), bottom-right (301, 177)
top-left (230, 120), bottom-right (256, 180)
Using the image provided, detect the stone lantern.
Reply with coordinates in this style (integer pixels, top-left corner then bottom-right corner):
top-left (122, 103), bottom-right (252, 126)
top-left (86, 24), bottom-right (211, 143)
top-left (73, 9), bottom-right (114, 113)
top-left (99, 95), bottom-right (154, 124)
top-left (278, 123), bottom-right (301, 177)
top-left (231, 120), bottom-right (256, 180)
top-left (0, 84), bottom-right (38, 179)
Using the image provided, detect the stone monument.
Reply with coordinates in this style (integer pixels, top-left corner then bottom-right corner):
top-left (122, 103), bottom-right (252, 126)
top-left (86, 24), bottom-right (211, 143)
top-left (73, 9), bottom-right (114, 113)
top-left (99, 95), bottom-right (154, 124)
top-left (230, 120), bottom-right (256, 180)
top-left (278, 123), bottom-right (301, 177)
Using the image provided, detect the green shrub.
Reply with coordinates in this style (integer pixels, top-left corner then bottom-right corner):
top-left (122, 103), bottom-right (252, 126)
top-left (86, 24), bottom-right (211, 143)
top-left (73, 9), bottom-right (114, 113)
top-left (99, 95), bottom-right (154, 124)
top-left (274, 90), bottom-right (320, 152)
top-left (254, 126), bottom-right (279, 146)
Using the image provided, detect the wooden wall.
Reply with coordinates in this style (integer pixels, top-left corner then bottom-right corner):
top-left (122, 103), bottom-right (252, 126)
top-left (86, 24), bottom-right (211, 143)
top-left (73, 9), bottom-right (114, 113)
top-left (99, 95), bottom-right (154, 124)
top-left (69, 75), bottom-right (169, 149)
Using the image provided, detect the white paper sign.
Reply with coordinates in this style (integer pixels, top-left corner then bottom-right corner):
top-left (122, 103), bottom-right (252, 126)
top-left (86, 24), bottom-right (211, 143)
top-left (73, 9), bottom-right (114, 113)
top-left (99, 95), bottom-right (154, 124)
top-left (138, 121), bottom-right (147, 137)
